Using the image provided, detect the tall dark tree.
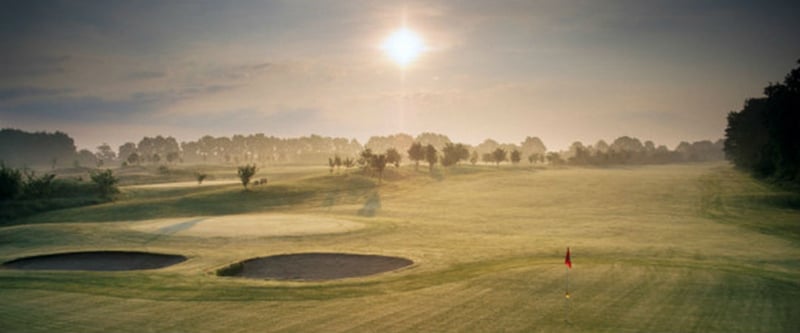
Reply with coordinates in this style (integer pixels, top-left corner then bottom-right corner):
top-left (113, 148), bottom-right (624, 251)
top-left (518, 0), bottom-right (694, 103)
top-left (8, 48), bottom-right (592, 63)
top-left (725, 59), bottom-right (800, 183)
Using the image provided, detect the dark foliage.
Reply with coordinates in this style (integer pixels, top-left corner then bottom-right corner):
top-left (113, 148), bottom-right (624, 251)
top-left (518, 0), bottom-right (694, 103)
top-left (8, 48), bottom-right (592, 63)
top-left (237, 164), bottom-right (257, 190)
top-left (0, 163), bottom-right (22, 200)
top-left (90, 169), bottom-right (120, 199)
top-left (0, 129), bottom-right (77, 168)
top-left (725, 60), bottom-right (800, 185)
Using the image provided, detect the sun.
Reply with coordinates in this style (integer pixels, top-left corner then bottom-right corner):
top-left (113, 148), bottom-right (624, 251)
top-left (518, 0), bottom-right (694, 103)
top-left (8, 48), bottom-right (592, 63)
top-left (381, 27), bottom-right (426, 67)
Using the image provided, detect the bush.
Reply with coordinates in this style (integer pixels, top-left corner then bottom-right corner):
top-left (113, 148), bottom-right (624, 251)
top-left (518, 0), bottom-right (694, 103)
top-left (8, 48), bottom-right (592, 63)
top-left (0, 163), bottom-right (22, 200)
top-left (90, 169), bottom-right (119, 199)
top-left (21, 171), bottom-right (56, 199)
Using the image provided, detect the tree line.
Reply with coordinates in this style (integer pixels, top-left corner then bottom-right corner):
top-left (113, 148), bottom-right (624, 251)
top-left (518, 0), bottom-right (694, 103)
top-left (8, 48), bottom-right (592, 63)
top-left (724, 59), bottom-right (799, 185)
top-left (1, 127), bottom-right (724, 170)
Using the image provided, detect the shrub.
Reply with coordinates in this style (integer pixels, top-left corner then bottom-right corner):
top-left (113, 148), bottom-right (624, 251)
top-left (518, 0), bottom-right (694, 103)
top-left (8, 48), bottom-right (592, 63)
top-left (0, 163), bottom-right (22, 200)
top-left (90, 169), bottom-right (119, 199)
top-left (21, 171), bottom-right (56, 199)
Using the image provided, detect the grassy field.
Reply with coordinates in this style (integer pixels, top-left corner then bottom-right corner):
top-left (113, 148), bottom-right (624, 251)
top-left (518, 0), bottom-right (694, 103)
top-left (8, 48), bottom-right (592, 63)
top-left (0, 162), bottom-right (798, 332)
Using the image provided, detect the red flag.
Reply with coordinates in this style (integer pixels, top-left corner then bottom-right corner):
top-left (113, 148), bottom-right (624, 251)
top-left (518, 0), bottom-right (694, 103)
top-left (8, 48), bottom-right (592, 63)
top-left (565, 247), bottom-right (572, 269)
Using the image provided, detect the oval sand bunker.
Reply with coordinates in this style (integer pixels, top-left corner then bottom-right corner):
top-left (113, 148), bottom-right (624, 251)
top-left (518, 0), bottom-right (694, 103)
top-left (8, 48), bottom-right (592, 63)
top-left (2, 251), bottom-right (187, 271)
top-left (219, 253), bottom-right (413, 281)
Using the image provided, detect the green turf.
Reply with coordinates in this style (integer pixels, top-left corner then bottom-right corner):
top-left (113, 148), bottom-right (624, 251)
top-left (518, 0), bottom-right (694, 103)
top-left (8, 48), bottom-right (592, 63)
top-left (1, 162), bottom-right (798, 332)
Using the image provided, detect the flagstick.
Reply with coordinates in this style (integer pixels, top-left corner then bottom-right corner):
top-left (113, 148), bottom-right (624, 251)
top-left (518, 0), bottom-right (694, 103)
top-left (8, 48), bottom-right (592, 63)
top-left (565, 265), bottom-right (570, 323)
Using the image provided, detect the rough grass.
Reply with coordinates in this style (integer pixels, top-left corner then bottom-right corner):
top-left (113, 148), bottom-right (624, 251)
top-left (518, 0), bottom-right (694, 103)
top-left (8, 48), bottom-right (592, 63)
top-left (0, 162), bottom-right (798, 332)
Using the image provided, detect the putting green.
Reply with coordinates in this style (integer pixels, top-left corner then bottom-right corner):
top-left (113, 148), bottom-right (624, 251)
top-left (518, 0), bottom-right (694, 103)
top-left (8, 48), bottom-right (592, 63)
top-left (129, 213), bottom-right (364, 238)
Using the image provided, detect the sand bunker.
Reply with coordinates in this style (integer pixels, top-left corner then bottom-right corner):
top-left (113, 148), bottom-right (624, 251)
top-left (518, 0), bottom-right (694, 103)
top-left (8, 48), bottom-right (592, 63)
top-left (218, 253), bottom-right (413, 281)
top-left (131, 214), bottom-right (363, 238)
top-left (2, 251), bottom-right (187, 271)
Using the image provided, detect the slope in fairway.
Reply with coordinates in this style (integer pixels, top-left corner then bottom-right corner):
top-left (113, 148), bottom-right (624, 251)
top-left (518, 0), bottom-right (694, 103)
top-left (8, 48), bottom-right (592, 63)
top-left (129, 214), bottom-right (364, 238)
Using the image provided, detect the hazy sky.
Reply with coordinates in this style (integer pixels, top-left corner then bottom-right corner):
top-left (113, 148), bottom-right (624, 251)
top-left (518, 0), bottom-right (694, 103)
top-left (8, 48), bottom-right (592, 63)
top-left (1, 0), bottom-right (798, 151)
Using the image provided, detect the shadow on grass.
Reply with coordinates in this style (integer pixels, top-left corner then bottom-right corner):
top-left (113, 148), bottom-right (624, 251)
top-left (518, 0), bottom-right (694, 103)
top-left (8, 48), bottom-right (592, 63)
top-left (357, 191), bottom-right (381, 217)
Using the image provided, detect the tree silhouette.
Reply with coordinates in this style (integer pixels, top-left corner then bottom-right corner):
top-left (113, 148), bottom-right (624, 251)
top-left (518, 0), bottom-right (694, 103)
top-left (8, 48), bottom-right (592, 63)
top-left (442, 143), bottom-right (469, 168)
top-left (725, 59), bottom-right (800, 183)
top-left (370, 154), bottom-right (388, 183)
top-left (408, 142), bottom-right (424, 171)
top-left (470, 150), bottom-right (479, 165)
top-left (424, 144), bottom-right (438, 172)
top-left (510, 149), bottom-right (521, 165)
top-left (386, 148), bottom-right (402, 168)
top-left (491, 148), bottom-right (507, 167)
top-left (237, 164), bottom-right (257, 190)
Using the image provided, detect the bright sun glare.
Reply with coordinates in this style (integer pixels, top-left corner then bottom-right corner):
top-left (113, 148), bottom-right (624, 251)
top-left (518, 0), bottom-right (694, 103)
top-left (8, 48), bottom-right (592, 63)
top-left (381, 27), bottom-right (425, 67)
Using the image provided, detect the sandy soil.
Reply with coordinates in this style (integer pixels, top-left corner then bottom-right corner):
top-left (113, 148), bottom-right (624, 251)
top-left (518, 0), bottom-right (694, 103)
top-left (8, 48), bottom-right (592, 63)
top-left (1, 251), bottom-right (187, 271)
top-left (130, 214), bottom-right (363, 238)
top-left (224, 253), bottom-right (413, 281)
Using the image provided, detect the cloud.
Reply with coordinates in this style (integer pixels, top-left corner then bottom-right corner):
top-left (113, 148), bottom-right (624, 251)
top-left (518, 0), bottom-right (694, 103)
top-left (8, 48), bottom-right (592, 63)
top-left (125, 70), bottom-right (167, 80)
top-left (0, 86), bottom-right (72, 101)
top-left (0, 55), bottom-right (70, 79)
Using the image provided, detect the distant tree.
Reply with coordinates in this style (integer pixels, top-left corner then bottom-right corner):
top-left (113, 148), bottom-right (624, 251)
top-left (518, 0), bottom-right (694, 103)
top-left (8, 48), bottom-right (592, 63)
top-left (475, 139), bottom-right (500, 156)
top-left (237, 164), bottom-right (257, 190)
top-left (386, 148), bottom-right (402, 168)
top-left (441, 143), bottom-right (470, 168)
top-left (491, 148), bottom-right (507, 167)
top-left (195, 172), bottom-right (207, 184)
top-left (408, 142), bottom-right (425, 171)
top-left (90, 169), bottom-right (119, 199)
top-left (118, 142), bottom-right (137, 163)
top-left (528, 153), bottom-right (542, 165)
top-left (75, 149), bottom-right (97, 168)
top-left (126, 152), bottom-right (140, 165)
top-left (334, 155), bottom-right (342, 171)
top-left (358, 149), bottom-right (374, 173)
top-left (547, 152), bottom-right (564, 165)
top-left (166, 151), bottom-right (180, 164)
top-left (328, 157), bottom-right (335, 174)
top-left (424, 144), bottom-right (438, 172)
top-left (470, 150), bottom-right (479, 165)
top-left (520, 136), bottom-right (547, 157)
top-left (370, 154), bottom-right (388, 183)
top-left (95, 143), bottom-right (116, 164)
top-left (415, 132), bottom-right (452, 151)
top-left (567, 142), bottom-right (590, 165)
top-left (481, 153), bottom-right (493, 164)
top-left (510, 149), bottom-right (521, 165)
top-left (0, 163), bottom-right (22, 200)
top-left (151, 153), bottom-right (161, 164)
top-left (343, 157), bottom-right (355, 169)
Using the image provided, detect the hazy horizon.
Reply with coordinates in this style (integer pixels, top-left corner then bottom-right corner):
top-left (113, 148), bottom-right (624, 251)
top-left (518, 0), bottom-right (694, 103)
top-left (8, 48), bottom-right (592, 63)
top-left (2, 0), bottom-right (799, 151)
